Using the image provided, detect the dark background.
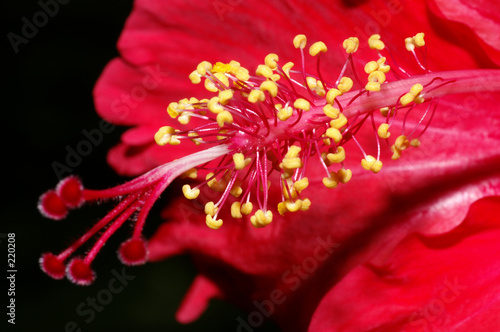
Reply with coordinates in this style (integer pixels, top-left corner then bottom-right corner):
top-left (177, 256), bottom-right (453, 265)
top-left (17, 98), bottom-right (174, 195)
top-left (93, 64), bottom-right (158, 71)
top-left (3, 1), bottom-right (279, 331)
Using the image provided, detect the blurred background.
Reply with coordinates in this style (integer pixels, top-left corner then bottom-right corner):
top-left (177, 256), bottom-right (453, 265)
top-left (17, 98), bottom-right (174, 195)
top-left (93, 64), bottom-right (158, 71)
top-left (3, 1), bottom-right (279, 331)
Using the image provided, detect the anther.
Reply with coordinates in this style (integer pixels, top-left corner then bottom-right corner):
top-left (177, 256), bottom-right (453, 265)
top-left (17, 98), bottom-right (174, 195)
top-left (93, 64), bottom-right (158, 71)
top-left (326, 146), bottom-right (346, 163)
top-left (294, 98), bottom-right (311, 111)
top-left (206, 215), bottom-right (223, 229)
top-left (323, 104), bottom-right (340, 119)
top-left (342, 37), bottom-right (359, 54)
top-left (265, 53), bottom-right (279, 69)
top-left (361, 155), bottom-right (383, 173)
top-left (368, 34), bottom-right (385, 50)
top-left (377, 123), bottom-right (391, 139)
top-left (293, 34), bottom-right (307, 49)
top-left (182, 184), bottom-right (200, 200)
top-left (337, 77), bottom-right (353, 93)
top-left (309, 41), bottom-right (327, 56)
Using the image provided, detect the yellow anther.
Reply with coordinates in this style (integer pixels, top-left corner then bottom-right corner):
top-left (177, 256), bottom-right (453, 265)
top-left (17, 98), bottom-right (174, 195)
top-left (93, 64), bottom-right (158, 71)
top-left (178, 112), bottom-right (192, 125)
top-left (410, 83), bottom-right (423, 96)
top-left (293, 177), bottom-right (309, 192)
top-left (214, 72), bottom-right (230, 88)
top-left (248, 89), bottom-right (265, 103)
top-left (306, 76), bottom-right (317, 90)
top-left (282, 157), bottom-right (303, 169)
top-left (204, 78), bottom-right (218, 93)
top-left (235, 66), bottom-right (250, 81)
top-left (309, 41), bottom-right (327, 56)
top-left (260, 80), bottom-right (278, 98)
top-left (204, 202), bottom-right (217, 216)
top-left (218, 89), bottom-right (233, 105)
top-left (323, 104), bottom-right (340, 119)
top-left (315, 80), bottom-right (326, 96)
top-left (189, 70), bottom-right (201, 84)
top-left (167, 102), bottom-right (180, 118)
top-left (361, 155), bottom-right (383, 173)
top-left (285, 200), bottom-right (302, 212)
top-left (277, 201), bottom-right (288, 216)
top-left (337, 77), bottom-right (353, 93)
top-left (230, 185), bottom-right (243, 197)
top-left (395, 135), bottom-right (410, 150)
top-left (330, 113), bottom-right (348, 129)
top-left (285, 145), bottom-right (301, 158)
top-left (368, 34), bottom-right (385, 50)
top-left (391, 145), bottom-right (402, 160)
top-left (277, 105), bottom-right (293, 121)
top-left (405, 37), bottom-right (415, 52)
top-left (414, 32), bottom-right (425, 47)
top-left (364, 61), bottom-right (379, 74)
top-left (337, 168), bottom-right (352, 184)
top-left (293, 34), bottom-right (307, 49)
top-left (196, 61), bottom-right (212, 76)
top-left (231, 202), bottom-right (242, 219)
top-left (282, 62), bottom-right (294, 77)
top-left (256, 64), bottom-right (274, 78)
top-left (410, 138), bottom-right (421, 147)
top-left (323, 172), bottom-right (340, 188)
top-left (326, 146), bottom-right (346, 163)
top-left (233, 153), bottom-right (246, 170)
top-left (212, 61), bottom-right (232, 73)
top-left (343, 37), bottom-right (359, 54)
top-left (207, 97), bottom-right (224, 114)
top-left (294, 98), bottom-right (311, 111)
top-left (368, 70), bottom-right (386, 84)
top-left (182, 184), bottom-right (200, 200)
top-left (380, 107), bottom-right (391, 117)
top-left (282, 179), bottom-right (298, 200)
top-left (326, 88), bottom-right (342, 105)
top-left (250, 209), bottom-right (273, 228)
top-left (326, 127), bottom-right (342, 143)
top-left (377, 123), bottom-right (391, 139)
top-left (264, 53), bottom-right (279, 69)
top-left (377, 57), bottom-right (391, 73)
top-left (241, 202), bottom-right (253, 215)
top-left (365, 81), bottom-right (381, 92)
top-left (188, 132), bottom-right (202, 145)
top-left (400, 92), bottom-right (414, 106)
top-left (228, 60), bottom-right (241, 72)
top-left (206, 215), bottom-right (223, 230)
top-left (181, 168), bottom-right (198, 179)
top-left (206, 173), bottom-right (225, 192)
top-left (216, 110), bottom-right (233, 127)
top-left (300, 198), bottom-right (311, 211)
top-left (154, 126), bottom-right (176, 146)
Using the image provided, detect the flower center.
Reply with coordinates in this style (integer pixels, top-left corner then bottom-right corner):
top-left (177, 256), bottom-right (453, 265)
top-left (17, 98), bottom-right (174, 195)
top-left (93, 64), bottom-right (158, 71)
top-left (38, 33), bottom-right (500, 285)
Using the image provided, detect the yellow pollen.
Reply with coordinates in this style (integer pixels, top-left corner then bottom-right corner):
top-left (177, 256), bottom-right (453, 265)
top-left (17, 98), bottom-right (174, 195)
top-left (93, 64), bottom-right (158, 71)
top-left (233, 153), bottom-right (246, 170)
top-left (196, 61), bottom-right (212, 76)
top-left (189, 70), bottom-right (201, 84)
top-left (414, 32), bottom-right (425, 47)
top-left (178, 112), bottom-right (192, 125)
top-left (365, 81), bottom-right (381, 92)
top-left (230, 185), bottom-right (243, 197)
top-left (204, 78), bottom-right (219, 93)
top-left (380, 107), bottom-right (391, 117)
top-left (207, 97), bottom-right (224, 114)
top-left (277, 202), bottom-right (288, 216)
top-left (204, 201), bottom-right (217, 217)
top-left (377, 123), bottom-right (391, 139)
top-left (285, 145), bottom-right (301, 158)
top-left (167, 102), bottom-right (180, 118)
top-left (330, 113), bottom-right (348, 129)
top-left (231, 202), bottom-right (242, 218)
top-left (337, 168), bottom-right (352, 184)
top-left (181, 168), bottom-right (198, 179)
top-left (282, 62), bottom-right (294, 77)
top-left (326, 127), bottom-right (342, 143)
top-left (235, 67), bottom-right (250, 81)
top-left (364, 61), bottom-right (379, 74)
top-left (206, 173), bottom-right (226, 192)
top-left (182, 184), bottom-right (200, 200)
top-left (281, 157), bottom-right (303, 169)
top-left (218, 89), bottom-right (233, 105)
top-left (300, 198), bottom-right (312, 211)
top-left (361, 155), bottom-right (383, 173)
top-left (377, 57), bottom-right (391, 73)
top-left (323, 172), bottom-right (340, 188)
top-left (343, 37), bottom-right (359, 54)
top-left (395, 135), bottom-right (410, 150)
top-left (241, 202), bottom-right (253, 215)
top-left (154, 126), bottom-right (176, 146)
top-left (368, 34), bottom-right (385, 50)
top-left (326, 88), bottom-right (342, 105)
top-left (410, 138), bottom-right (421, 147)
top-left (277, 105), bottom-right (293, 121)
top-left (368, 70), bottom-right (386, 84)
top-left (391, 145), bottom-right (402, 160)
top-left (285, 200), bottom-right (302, 212)
top-left (206, 215), bottom-right (223, 229)
top-left (294, 98), bottom-right (311, 111)
top-left (260, 80), bottom-right (278, 98)
top-left (337, 77), bottom-right (353, 93)
top-left (410, 83), bottom-right (423, 95)
top-left (256, 64), bottom-right (274, 79)
top-left (265, 53), bottom-right (279, 69)
top-left (326, 146), bottom-right (346, 163)
top-left (323, 104), bottom-right (340, 119)
top-left (293, 177), bottom-right (309, 192)
top-left (405, 37), bottom-right (415, 52)
top-left (309, 41), bottom-right (327, 56)
top-left (293, 34), bottom-right (307, 49)
top-left (216, 110), bottom-right (233, 127)
top-left (250, 209), bottom-right (273, 228)
top-left (248, 89), bottom-right (265, 103)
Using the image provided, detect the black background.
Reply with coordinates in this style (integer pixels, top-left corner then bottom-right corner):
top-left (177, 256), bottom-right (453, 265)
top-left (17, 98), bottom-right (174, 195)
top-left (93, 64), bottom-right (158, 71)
top-left (3, 1), bottom-right (279, 331)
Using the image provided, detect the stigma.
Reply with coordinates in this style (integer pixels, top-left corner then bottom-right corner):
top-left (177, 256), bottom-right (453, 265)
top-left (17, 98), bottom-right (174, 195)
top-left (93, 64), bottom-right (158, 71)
top-left (38, 33), bottom-right (500, 285)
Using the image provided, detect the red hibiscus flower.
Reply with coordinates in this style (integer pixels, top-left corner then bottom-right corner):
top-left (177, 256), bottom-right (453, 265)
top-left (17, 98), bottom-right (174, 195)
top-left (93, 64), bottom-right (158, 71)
top-left (38, 0), bottom-right (500, 331)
